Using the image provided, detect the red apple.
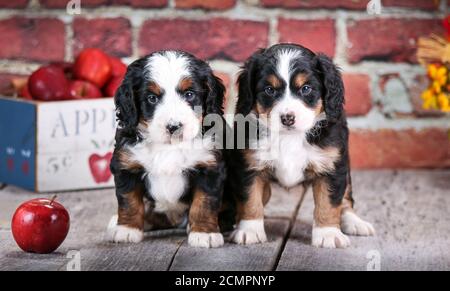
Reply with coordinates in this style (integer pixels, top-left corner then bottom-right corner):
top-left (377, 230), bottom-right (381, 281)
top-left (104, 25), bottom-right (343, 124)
top-left (68, 80), bottom-right (102, 99)
top-left (74, 48), bottom-right (112, 88)
top-left (49, 61), bottom-right (73, 73)
top-left (19, 84), bottom-right (33, 100)
top-left (108, 57), bottom-right (127, 77)
top-left (11, 196), bottom-right (70, 254)
top-left (49, 61), bottom-right (74, 79)
top-left (103, 76), bottom-right (123, 97)
top-left (28, 65), bottom-right (70, 101)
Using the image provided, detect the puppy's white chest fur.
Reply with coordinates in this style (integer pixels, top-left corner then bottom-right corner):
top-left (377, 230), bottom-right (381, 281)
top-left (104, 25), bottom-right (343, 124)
top-left (273, 134), bottom-right (309, 187)
top-left (127, 139), bottom-right (215, 212)
top-left (254, 133), bottom-right (338, 188)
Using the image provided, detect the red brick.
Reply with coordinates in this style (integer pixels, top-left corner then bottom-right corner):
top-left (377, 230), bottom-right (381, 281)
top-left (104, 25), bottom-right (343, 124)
top-left (40, 0), bottom-right (167, 8)
top-left (349, 129), bottom-right (450, 169)
top-left (261, 0), bottom-right (367, 9)
top-left (278, 18), bottom-right (335, 57)
top-left (0, 73), bottom-right (27, 96)
top-left (0, 17), bottom-right (65, 62)
top-left (40, 0), bottom-right (105, 7)
top-left (347, 19), bottom-right (444, 64)
top-left (73, 18), bottom-right (132, 58)
top-left (343, 74), bottom-right (371, 116)
top-left (0, 0), bottom-right (28, 8)
top-left (139, 18), bottom-right (269, 62)
top-left (383, 0), bottom-right (441, 10)
top-left (176, 0), bottom-right (236, 10)
top-left (111, 0), bottom-right (167, 7)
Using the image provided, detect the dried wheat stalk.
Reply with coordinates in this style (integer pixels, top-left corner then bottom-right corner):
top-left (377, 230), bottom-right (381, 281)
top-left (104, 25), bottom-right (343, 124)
top-left (417, 34), bottom-right (450, 65)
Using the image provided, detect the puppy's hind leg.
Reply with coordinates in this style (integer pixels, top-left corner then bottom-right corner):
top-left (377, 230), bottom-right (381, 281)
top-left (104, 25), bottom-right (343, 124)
top-left (340, 178), bottom-right (375, 237)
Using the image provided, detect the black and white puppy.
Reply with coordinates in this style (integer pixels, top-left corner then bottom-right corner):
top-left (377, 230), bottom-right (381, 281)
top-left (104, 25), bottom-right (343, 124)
top-left (230, 44), bottom-right (375, 248)
top-left (107, 50), bottom-right (227, 248)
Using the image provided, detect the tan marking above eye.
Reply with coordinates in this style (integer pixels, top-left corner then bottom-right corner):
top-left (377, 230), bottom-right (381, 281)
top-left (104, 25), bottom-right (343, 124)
top-left (178, 77), bottom-right (193, 92)
top-left (294, 73), bottom-right (308, 88)
top-left (267, 74), bottom-right (282, 89)
top-left (148, 81), bottom-right (162, 95)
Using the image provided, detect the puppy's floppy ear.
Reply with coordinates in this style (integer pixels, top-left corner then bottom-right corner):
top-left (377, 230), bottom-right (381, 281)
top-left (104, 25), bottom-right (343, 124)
top-left (315, 53), bottom-right (345, 122)
top-left (114, 60), bottom-right (143, 129)
top-left (236, 49), bottom-right (265, 116)
top-left (205, 73), bottom-right (226, 115)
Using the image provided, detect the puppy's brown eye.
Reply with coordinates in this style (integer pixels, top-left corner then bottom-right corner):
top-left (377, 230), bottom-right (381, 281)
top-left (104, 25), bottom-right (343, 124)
top-left (264, 86), bottom-right (276, 97)
top-left (184, 90), bottom-right (196, 101)
top-left (148, 94), bottom-right (159, 104)
top-left (300, 85), bottom-right (312, 96)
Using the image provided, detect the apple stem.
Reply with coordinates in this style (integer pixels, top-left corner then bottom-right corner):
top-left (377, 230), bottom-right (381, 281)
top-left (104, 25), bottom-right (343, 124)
top-left (50, 195), bottom-right (58, 205)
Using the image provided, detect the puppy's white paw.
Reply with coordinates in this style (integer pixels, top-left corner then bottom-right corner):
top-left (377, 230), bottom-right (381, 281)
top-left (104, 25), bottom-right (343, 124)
top-left (106, 215), bottom-right (144, 243)
top-left (341, 211), bottom-right (375, 236)
top-left (312, 226), bottom-right (351, 249)
top-left (188, 232), bottom-right (224, 248)
top-left (230, 219), bottom-right (267, 245)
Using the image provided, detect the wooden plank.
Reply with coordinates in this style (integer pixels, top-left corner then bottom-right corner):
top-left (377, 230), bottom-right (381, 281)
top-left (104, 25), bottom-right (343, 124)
top-left (0, 231), bottom-right (69, 271)
top-left (277, 170), bottom-right (450, 271)
top-left (74, 233), bottom-right (185, 271)
top-left (265, 184), bottom-right (305, 219)
top-left (0, 186), bottom-right (183, 271)
top-left (170, 219), bottom-right (289, 271)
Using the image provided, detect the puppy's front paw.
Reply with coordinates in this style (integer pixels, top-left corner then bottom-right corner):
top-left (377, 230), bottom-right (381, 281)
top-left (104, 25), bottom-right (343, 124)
top-left (341, 211), bottom-right (375, 236)
top-left (188, 232), bottom-right (224, 248)
top-left (106, 215), bottom-right (144, 243)
top-left (230, 219), bottom-right (267, 245)
top-left (312, 226), bottom-right (350, 249)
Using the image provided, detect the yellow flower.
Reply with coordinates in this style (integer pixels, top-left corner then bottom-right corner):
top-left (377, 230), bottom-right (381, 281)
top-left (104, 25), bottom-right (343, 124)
top-left (428, 64), bottom-right (448, 84)
top-left (432, 80), bottom-right (442, 94)
top-left (427, 64), bottom-right (439, 79)
top-left (438, 93), bottom-right (450, 112)
top-left (421, 88), bottom-right (434, 100)
top-left (423, 64), bottom-right (450, 112)
top-left (423, 95), bottom-right (438, 110)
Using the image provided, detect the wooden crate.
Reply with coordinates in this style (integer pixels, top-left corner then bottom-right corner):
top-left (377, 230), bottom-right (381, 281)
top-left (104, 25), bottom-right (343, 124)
top-left (0, 97), bottom-right (116, 192)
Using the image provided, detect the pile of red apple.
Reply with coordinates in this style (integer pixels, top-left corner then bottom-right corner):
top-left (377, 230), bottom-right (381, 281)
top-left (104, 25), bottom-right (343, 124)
top-left (16, 48), bottom-right (126, 101)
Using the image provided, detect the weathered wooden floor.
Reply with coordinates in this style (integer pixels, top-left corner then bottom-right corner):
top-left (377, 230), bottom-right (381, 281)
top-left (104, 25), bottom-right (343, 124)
top-left (0, 170), bottom-right (449, 271)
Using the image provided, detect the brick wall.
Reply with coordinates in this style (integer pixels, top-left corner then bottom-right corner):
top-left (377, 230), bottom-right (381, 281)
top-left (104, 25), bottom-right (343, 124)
top-left (0, 0), bottom-right (449, 168)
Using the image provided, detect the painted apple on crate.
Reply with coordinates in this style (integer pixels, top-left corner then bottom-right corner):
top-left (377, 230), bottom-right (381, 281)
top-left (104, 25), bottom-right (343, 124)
top-left (7, 158), bottom-right (14, 171)
top-left (88, 152), bottom-right (113, 183)
top-left (21, 161), bottom-right (30, 175)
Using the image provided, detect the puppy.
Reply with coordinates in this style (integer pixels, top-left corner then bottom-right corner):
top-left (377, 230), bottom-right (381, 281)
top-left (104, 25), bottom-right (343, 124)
top-left (107, 50), bottom-right (227, 248)
top-left (230, 44), bottom-right (375, 248)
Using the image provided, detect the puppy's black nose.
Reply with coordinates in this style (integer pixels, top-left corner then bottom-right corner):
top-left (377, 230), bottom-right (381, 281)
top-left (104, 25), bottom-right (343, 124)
top-left (280, 113), bottom-right (295, 127)
top-left (166, 122), bottom-right (183, 135)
